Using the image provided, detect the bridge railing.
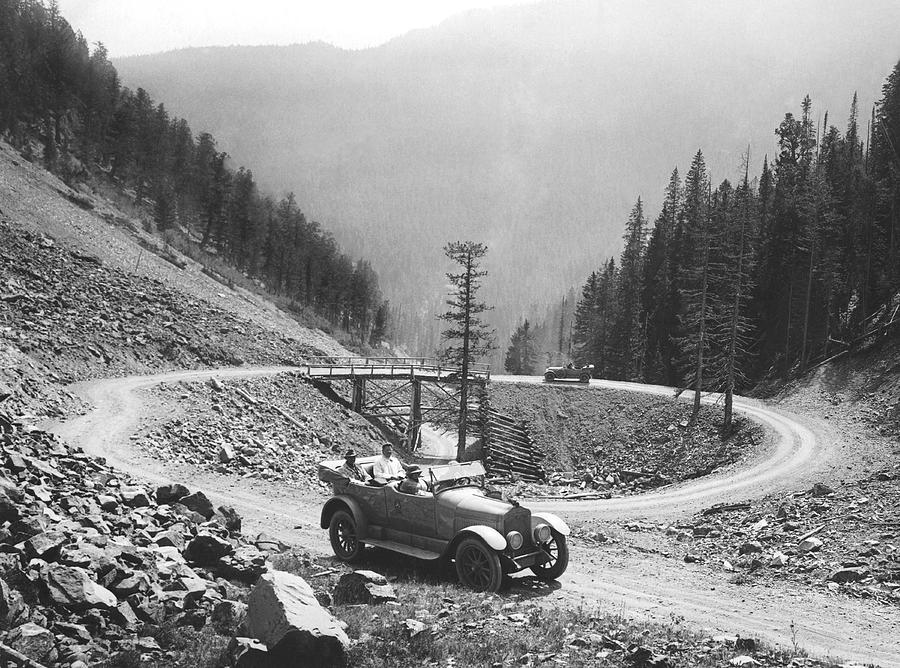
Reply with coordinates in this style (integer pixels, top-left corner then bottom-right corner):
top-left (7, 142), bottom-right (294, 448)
top-left (302, 356), bottom-right (491, 380)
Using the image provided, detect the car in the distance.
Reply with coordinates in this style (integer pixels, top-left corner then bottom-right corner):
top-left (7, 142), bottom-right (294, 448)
top-left (318, 457), bottom-right (569, 592)
top-left (544, 363), bottom-right (593, 383)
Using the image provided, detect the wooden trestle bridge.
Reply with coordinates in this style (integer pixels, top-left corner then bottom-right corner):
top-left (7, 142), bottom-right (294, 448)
top-left (301, 357), bottom-right (546, 481)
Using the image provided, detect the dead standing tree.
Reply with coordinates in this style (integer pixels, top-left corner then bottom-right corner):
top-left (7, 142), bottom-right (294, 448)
top-left (438, 241), bottom-right (495, 460)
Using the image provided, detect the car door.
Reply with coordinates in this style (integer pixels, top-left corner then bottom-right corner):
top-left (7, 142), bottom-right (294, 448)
top-left (384, 485), bottom-right (436, 540)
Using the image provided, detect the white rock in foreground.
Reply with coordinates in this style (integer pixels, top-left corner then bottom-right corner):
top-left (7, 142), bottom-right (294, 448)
top-left (247, 569), bottom-right (349, 668)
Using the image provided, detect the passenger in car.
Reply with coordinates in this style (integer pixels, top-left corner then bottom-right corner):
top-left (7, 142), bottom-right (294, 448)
top-left (338, 449), bottom-right (370, 482)
top-left (373, 442), bottom-right (405, 480)
top-left (398, 465), bottom-right (429, 495)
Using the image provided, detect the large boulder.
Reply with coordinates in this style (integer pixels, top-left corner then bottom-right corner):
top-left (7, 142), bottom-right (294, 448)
top-left (42, 563), bottom-right (117, 610)
top-left (332, 570), bottom-right (397, 605)
top-left (247, 570), bottom-right (349, 668)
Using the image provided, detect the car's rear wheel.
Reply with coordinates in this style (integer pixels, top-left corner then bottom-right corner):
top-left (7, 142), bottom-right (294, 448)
top-left (579, 373), bottom-right (590, 383)
top-left (329, 510), bottom-right (363, 562)
top-left (455, 537), bottom-right (502, 592)
top-left (544, 372), bottom-right (555, 382)
top-left (531, 531), bottom-right (569, 581)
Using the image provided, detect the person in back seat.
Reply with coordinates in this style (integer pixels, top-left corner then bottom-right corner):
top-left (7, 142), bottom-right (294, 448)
top-left (338, 449), bottom-right (370, 482)
top-left (373, 443), bottom-right (405, 481)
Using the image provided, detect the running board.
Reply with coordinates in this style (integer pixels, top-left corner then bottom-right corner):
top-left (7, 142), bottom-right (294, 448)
top-left (364, 538), bottom-right (442, 561)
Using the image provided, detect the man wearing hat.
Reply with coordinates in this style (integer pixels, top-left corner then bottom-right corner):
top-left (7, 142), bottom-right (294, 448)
top-left (338, 449), bottom-right (370, 482)
top-left (398, 465), bottom-right (428, 495)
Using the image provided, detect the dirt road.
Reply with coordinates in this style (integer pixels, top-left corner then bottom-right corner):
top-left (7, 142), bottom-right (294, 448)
top-left (50, 368), bottom-right (900, 666)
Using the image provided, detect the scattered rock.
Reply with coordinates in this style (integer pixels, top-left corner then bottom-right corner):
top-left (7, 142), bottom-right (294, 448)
top-left (828, 567), bottom-right (868, 583)
top-left (6, 621), bottom-right (55, 663)
top-left (403, 618), bottom-right (427, 637)
top-left (183, 533), bottom-right (234, 566)
top-left (332, 570), bottom-right (398, 605)
top-left (156, 483), bottom-right (190, 505)
top-left (797, 537), bottom-right (823, 553)
top-left (42, 564), bottom-right (117, 610)
top-left (120, 485), bottom-right (150, 508)
top-left (810, 482), bottom-right (835, 497)
top-left (738, 541), bottom-right (762, 555)
top-left (219, 444), bottom-right (235, 463)
top-left (179, 491), bottom-right (214, 520)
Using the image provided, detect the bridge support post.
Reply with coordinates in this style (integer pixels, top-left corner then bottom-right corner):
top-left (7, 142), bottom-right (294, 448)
top-left (407, 379), bottom-right (422, 451)
top-left (351, 377), bottom-right (366, 413)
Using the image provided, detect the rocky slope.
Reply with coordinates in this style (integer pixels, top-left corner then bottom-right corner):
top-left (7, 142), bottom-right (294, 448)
top-left (0, 140), bottom-right (346, 362)
top-left (0, 420), bottom-right (272, 666)
top-left (0, 220), bottom-right (322, 383)
top-left (136, 374), bottom-right (385, 488)
top-left (489, 383), bottom-right (763, 495)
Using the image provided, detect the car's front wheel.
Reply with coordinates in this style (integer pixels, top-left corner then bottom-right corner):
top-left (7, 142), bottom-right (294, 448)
top-left (531, 531), bottom-right (569, 581)
top-left (579, 373), bottom-right (590, 383)
top-left (455, 537), bottom-right (503, 592)
top-left (544, 372), bottom-right (555, 382)
top-left (329, 510), bottom-right (363, 562)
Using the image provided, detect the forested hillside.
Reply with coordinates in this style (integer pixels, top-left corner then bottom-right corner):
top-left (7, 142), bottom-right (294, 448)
top-left (550, 72), bottom-right (900, 422)
top-left (113, 0), bottom-right (900, 363)
top-left (0, 0), bottom-right (388, 346)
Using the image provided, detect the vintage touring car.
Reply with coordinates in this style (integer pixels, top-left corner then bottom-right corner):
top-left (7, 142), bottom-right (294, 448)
top-left (318, 458), bottom-right (569, 592)
top-left (543, 363), bottom-right (593, 383)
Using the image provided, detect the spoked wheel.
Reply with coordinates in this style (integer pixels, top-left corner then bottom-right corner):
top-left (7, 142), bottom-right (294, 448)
top-left (544, 372), bottom-right (555, 382)
top-left (579, 374), bottom-right (590, 383)
top-left (531, 531), bottom-right (569, 581)
top-left (455, 538), bottom-right (502, 592)
top-left (329, 510), bottom-right (363, 562)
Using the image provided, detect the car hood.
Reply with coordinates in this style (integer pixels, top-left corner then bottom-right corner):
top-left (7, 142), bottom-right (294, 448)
top-left (437, 487), bottom-right (513, 515)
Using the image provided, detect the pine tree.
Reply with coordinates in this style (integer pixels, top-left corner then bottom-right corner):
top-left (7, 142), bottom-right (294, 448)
top-left (438, 241), bottom-right (496, 459)
top-left (642, 169), bottom-right (681, 384)
top-left (610, 198), bottom-right (647, 380)
top-left (369, 300), bottom-right (391, 347)
top-left (504, 320), bottom-right (537, 375)
top-left (675, 150), bottom-right (712, 422)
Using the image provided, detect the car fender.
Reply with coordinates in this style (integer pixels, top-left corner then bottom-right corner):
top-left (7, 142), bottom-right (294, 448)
top-left (451, 525), bottom-right (507, 553)
top-left (320, 495), bottom-right (368, 537)
top-left (531, 512), bottom-right (570, 537)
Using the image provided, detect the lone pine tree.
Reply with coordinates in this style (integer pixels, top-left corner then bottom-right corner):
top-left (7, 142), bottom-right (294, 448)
top-left (438, 241), bottom-right (495, 459)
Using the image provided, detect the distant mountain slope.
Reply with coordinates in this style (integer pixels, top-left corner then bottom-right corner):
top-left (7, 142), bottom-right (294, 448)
top-left (114, 0), bottom-right (900, 353)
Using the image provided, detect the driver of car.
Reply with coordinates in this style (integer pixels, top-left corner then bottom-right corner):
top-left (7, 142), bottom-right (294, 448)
top-left (373, 443), bottom-right (405, 481)
top-left (337, 449), bottom-right (370, 482)
top-left (398, 465), bottom-right (429, 495)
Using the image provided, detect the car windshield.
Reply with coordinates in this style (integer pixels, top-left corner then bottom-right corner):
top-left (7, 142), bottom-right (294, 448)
top-left (429, 461), bottom-right (486, 486)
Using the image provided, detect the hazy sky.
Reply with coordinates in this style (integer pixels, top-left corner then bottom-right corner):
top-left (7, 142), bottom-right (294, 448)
top-left (54, 0), bottom-right (537, 56)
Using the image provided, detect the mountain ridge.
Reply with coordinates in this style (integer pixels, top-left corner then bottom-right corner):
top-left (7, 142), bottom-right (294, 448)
top-left (113, 0), bottom-right (900, 355)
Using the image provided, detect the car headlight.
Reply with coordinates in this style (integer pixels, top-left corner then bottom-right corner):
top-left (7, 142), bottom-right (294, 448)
top-left (533, 524), bottom-right (552, 544)
top-left (506, 530), bottom-right (524, 550)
